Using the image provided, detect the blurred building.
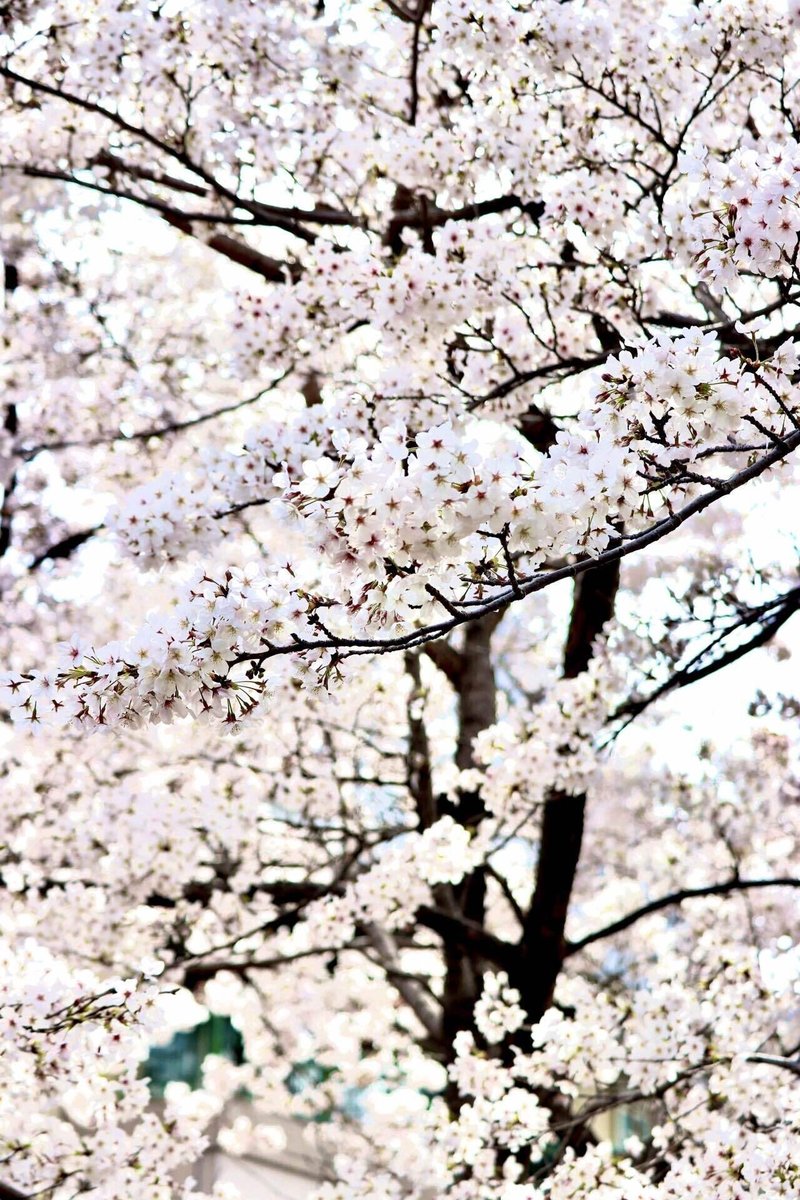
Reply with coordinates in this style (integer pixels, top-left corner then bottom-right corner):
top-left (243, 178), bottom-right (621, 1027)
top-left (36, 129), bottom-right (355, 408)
top-left (148, 1016), bottom-right (651, 1197)
top-left (147, 1016), bottom-right (325, 1198)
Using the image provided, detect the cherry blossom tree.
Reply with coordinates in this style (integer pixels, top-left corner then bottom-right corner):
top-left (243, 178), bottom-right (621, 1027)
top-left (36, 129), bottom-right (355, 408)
top-left (2, 1), bottom-right (800, 1197)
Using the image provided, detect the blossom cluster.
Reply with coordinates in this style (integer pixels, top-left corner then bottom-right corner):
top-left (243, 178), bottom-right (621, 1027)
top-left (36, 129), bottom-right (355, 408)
top-left (9, 325), bottom-right (791, 738)
top-left (0, 940), bottom-right (218, 1199)
top-left (302, 816), bottom-right (480, 938)
top-left (107, 469), bottom-right (221, 564)
top-left (117, 327), bottom-right (800, 578)
top-left (4, 0), bottom-right (800, 1197)
top-left (683, 142), bottom-right (800, 285)
top-left (472, 971), bottom-right (526, 1045)
top-left (475, 657), bottom-right (615, 819)
top-left (433, 947), bottom-right (800, 1200)
top-left (0, 566), bottom-right (318, 729)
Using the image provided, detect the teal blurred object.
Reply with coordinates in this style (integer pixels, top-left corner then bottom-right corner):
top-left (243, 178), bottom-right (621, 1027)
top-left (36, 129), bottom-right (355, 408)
top-left (144, 1014), bottom-right (243, 1095)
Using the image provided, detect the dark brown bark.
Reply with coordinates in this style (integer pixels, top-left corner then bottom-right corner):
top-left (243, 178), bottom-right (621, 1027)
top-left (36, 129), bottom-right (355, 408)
top-left (562, 558), bottom-right (621, 680)
top-left (29, 525), bottom-right (102, 570)
top-left (515, 558), bottom-right (620, 1022)
top-left (517, 792), bottom-right (586, 1021)
top-left (455, 613), bottom-right (501, 773)
top-left (163, 214), bottom-right (299, 282)
top-left (439, 614), bottom-right (502, 1098)
top-left (422, 639), bottom-right (463, 686)
top-left (0, 1180), bottom-right (28, 1199)
top-left (405, 651), bottom-right (437, 830)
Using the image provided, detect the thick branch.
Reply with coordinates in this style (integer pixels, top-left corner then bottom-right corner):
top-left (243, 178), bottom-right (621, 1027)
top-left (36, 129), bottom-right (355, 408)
top-left (0, 66), bottom-right (241, 204)
top-left (516, 551), bottom-right (620, 1022)
top-left (94, 149), bottom-right (356, 225)
top-left (466, 351), bottom-right (611, 408)
top-left (517, 793), bottom-right (587, 1022)
top-left (9, 163), bottom-right (260, 227)
top-left (0, 1182), bottom-right (29, 1200)
top-left (180, 944), bottom-right (349, 988)
top-left (435, 614), bottom-right (503, 1100)
top-left (416, 905), bottom-right (516, 971)
top-left (0, 470), bottom-right (16, 559)
top-left (746, 1053), bottom-right (800, 1077)
top-left (386, 193), bottom-right (544, 248)
top-left (1, 66), bottom-right (317, 242)
top-left (365, 923), bottom-right (442, 1038)
top-left (455, 613), bottom-right (501, 775)
top-left (405, 652), bottom-right (437, 829)
top-left (163, 213), bottom-right (299, 282)
top-left (29, 525), bottom-right (101, 570)
top-left (422, 640), bottom-right (463, 685)
top-left (149, 876), bottom-right (516, 973)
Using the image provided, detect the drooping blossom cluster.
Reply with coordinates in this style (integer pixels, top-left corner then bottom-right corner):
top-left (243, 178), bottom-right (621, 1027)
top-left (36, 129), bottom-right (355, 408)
top-left (9, 328), bottom-right (800, 735)
top-left (111, 330), bottom-right (800, 569)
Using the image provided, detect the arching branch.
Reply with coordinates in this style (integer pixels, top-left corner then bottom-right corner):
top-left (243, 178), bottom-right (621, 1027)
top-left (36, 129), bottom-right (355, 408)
top-left (566, 877), bottom-right (800, 955)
